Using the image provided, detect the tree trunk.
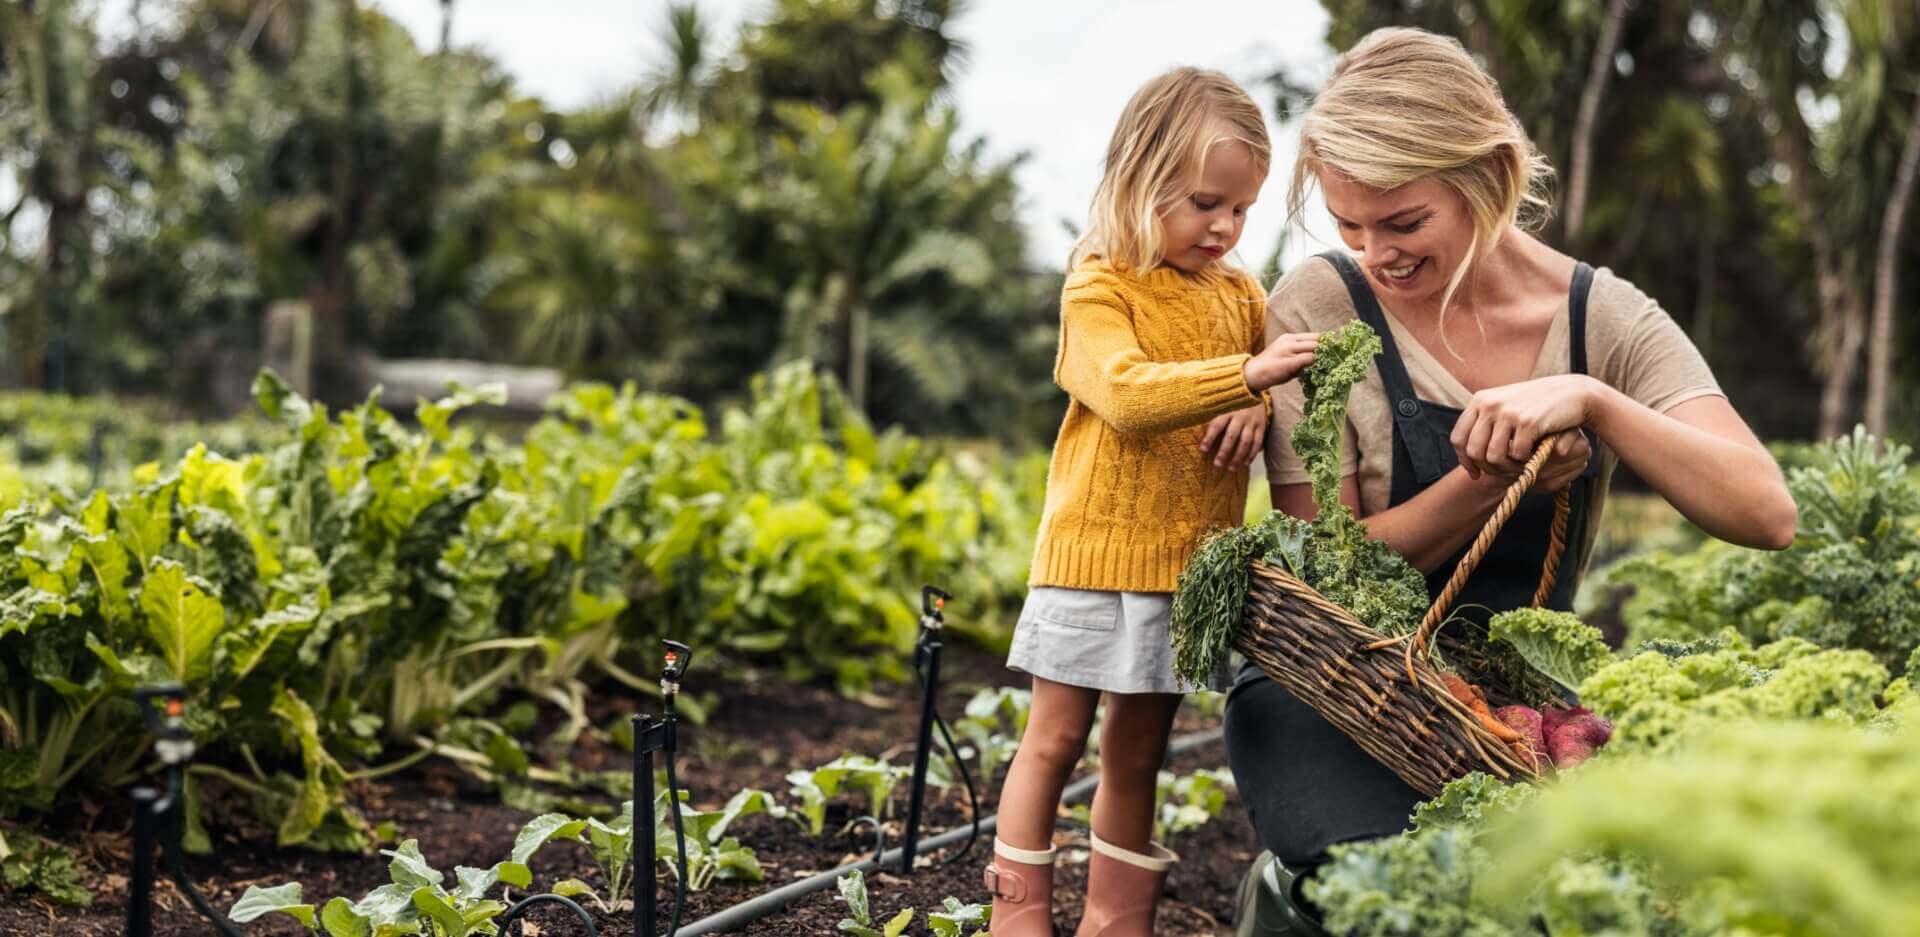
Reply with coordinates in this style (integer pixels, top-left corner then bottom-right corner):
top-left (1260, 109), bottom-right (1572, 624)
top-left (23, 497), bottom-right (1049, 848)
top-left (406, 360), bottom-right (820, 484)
top-left (1564, 0), bottom-right (1633, 250)
top-left (1864, 87), bottom-right (1920, 436)
top-left (312, 0), bottom-right (360, 401)
top-left (1818, 281), bottom-right (1866, 439)
top-left (1692, 214), bottom-right (1717, 364)
top-left (438, 0), bottom-right (453, 55)
top-left (18, 0), bottom-right (88, 391)
top-left (1718, 42), bottom-right (1870, 440)
top-left (848, 299), bottom-right (869, 413)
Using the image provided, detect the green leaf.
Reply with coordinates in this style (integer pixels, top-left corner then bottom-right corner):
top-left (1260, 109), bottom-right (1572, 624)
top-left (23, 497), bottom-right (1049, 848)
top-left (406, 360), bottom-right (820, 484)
top-left (411, 887), bottom-right (467, 937)
top-left (230, 883), bottom-right (317, 927)
top-left (551, 879), bottom-right (597, 899)
top-left (1488, 608), bottom-right (1616, 693)
top-left (321, 897), bottom-right (374, 937)
top-left (511, 813), bottom-right (587, 866)
top-left (140, 558), bottom-right (226, 684)
top-left (883, 907), bottom-right (915, 937)
top-left (384, 840), bottom-right (444, 891)
top-left (838, 870), bottom-right (872, 924)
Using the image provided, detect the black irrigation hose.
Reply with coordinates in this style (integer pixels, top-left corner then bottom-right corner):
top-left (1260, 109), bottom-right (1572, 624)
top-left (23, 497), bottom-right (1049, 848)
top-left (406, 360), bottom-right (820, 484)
top-left (911, 650), bottom-right (981, 869)
top-left (926, 702), bottom-right (979, 867)
top-left (499, 893), bottom-right (600, 936)
top-left (663, 736), bottom-right (693, 935)
top-left (672, 726), bottom-right (1226, 936)
top-left (162, 770), bottom-right (248, 937)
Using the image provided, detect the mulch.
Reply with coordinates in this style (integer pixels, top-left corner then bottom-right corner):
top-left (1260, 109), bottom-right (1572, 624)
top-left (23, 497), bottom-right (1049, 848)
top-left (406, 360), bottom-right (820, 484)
top-left (0, 644), bottom-right (1260, 935)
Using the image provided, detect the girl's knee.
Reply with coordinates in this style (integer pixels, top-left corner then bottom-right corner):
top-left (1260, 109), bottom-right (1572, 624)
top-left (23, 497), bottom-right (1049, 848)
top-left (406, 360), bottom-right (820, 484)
top-left (1016, 726), bottom-right (1089, 778)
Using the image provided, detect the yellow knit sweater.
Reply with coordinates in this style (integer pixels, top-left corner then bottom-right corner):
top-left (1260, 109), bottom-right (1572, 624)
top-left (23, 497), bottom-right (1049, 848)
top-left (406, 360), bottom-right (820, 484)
top-left (1030, 259), bottom-right (1268, 592)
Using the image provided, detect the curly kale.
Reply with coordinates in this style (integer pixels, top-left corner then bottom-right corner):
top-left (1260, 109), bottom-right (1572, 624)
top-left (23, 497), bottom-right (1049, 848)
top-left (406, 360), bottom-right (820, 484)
top-left (1171, 322), bottom-right (1426, 686)
top-left (1486, 608), bottom-right (1615, 694)
top-left (1606, 427), bottom-right (1920, 672)
top-left (1576, 633), bottom-right (1888, 753)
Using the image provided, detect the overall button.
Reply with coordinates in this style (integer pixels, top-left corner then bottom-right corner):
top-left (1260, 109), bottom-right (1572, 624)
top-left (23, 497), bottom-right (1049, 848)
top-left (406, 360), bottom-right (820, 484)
top-left (1396, 399), bottom-right (1419, 417)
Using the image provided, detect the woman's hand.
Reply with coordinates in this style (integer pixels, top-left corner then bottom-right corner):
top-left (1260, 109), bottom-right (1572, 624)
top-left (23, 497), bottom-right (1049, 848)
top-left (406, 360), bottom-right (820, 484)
top-left (1200, 402), bottom-right (1267, 470)
top-left (1450, 374), bottom-right (1600, 480)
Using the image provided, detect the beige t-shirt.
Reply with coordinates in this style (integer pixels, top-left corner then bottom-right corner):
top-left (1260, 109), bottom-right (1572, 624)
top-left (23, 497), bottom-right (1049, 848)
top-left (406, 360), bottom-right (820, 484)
top-left (1262, 255), bottom-right (1723, 575)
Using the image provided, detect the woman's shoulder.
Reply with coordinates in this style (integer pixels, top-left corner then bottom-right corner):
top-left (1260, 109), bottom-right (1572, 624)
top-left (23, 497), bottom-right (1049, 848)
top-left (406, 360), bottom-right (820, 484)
top-left (1266, 254), bottom-right (1359, 332)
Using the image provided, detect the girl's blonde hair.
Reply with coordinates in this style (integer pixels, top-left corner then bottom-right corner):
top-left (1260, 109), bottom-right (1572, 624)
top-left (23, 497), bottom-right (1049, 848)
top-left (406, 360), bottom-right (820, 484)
top-left (1288, 27), bottom-right (1553, 324)
top-left (1071, 68), bottom-right (1271, 273)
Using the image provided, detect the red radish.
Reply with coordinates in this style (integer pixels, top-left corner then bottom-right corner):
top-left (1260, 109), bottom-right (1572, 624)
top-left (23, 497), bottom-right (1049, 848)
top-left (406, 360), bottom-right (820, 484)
top-left (1543, 707), bottom-right (1614, 769)
top-left (1495, 705), bottom-right (1547, 771)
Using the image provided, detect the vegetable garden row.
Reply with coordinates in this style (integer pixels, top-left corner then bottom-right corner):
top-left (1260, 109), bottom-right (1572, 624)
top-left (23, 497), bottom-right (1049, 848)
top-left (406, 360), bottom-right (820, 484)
top-left (3, 353), bottom-right (1920, 935)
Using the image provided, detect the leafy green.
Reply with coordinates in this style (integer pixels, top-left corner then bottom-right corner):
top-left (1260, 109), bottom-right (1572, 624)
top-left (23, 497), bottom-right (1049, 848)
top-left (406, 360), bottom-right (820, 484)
top-left (1576, 633), bottom-right (1887, 753)
top-left (0, 829), bottom-right (91, 907)
top-left (1605, 427), bottom-right (1920, 671)
top-left (1486, 608), bottom-right (1615, 692)
top-left (1481, 721), bottom-right (1920, 937)
top-left (837, 869), bottom-right (916, 937)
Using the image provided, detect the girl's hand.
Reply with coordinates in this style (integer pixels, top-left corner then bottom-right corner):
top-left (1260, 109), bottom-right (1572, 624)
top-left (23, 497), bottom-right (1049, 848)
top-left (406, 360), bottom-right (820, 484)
top-left (1450, 374), bottom-right (1600, 479)
top-left (1244, 333), bottom-right (1318, 392)
top-left (1200, 403), bottom-right (1267, 470)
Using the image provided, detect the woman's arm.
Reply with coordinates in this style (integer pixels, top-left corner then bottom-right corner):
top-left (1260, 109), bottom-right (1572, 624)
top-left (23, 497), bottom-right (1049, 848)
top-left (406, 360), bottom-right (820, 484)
top-left (1273, 463), bottom-right (1571, 574)
top-left (1585, 387), bottom-right (1796, 549)
top-left (1451, 375), bottom-right (1796, 550)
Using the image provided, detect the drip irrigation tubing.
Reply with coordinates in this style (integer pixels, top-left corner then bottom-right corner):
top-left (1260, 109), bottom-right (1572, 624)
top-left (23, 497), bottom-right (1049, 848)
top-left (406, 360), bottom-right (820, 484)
top-left (671, 726), bottom-right (1226, 936)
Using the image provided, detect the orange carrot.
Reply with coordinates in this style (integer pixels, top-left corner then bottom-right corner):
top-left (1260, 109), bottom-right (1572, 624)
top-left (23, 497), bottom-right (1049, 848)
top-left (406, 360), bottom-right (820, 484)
top-left (1442, 673), bottom-right (1522, 743)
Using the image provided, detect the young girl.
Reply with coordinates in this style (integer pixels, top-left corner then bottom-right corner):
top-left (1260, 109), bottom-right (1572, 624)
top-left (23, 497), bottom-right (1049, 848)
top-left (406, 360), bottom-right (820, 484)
top-left (984, 69), bottom-right (1317, 936)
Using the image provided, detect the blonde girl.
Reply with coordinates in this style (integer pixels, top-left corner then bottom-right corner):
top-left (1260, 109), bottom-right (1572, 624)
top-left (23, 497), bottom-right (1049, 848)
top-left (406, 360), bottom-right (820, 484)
top-left (983, 68), bottom-right (1318, 937)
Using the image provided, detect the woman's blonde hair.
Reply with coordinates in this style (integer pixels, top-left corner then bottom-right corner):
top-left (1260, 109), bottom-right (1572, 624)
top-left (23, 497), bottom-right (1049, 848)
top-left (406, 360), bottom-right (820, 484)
top-left (1289, 27), bottom-right (1553, 324)
top-left (1071, 68), bottom-right (1271, 273)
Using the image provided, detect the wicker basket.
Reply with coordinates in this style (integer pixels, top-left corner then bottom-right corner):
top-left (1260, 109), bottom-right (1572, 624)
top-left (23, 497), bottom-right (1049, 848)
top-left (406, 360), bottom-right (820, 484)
top-left (1234, 434), bottom-right (1574, 797)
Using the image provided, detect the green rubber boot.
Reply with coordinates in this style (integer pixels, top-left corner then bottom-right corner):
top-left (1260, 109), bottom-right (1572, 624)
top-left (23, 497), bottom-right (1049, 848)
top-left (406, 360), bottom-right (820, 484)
top-left (1233, 852), bottom-right (1333, 937)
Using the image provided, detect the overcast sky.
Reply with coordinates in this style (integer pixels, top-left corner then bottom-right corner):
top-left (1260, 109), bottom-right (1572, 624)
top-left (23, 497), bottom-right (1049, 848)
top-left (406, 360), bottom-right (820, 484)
top-left (73, 0), bottom-right (1343, 271)
top-left (370, 0), bottom-right (1343, 270)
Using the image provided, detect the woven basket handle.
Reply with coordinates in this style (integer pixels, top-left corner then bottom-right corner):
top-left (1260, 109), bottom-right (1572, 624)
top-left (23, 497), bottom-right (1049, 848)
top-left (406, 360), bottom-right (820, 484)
top-left (1412, 431), bottom-right (1573, 651)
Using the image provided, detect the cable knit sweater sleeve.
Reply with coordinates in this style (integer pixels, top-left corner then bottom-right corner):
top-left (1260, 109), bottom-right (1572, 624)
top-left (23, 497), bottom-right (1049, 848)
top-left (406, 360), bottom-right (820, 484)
top-left (1053, 270), bottom-right (1259, 435)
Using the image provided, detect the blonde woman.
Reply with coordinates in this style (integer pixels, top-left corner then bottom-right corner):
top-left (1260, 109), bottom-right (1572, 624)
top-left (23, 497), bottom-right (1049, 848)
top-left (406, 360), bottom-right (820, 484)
top-left (984, 69), bottom-right (1318, 937)
top-left (1224, 28), bottom-right (1796, 935)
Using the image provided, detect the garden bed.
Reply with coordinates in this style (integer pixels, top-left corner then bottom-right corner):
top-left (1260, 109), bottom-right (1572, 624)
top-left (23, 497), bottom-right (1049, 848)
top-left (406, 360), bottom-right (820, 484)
top-left (1, 643), bottom-right (1259, 936)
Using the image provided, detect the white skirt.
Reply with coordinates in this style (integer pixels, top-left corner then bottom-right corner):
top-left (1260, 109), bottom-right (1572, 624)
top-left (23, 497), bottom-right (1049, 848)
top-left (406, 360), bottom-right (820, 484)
top-left (1005, 586), bottom-right (1231, 694)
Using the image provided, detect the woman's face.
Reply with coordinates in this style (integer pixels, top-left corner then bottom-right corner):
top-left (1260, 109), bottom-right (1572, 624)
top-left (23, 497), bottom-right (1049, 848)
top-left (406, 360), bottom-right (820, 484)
top-left (1158, 137), bottom-right (1264, 275)
top-left (1320, 169), bottom-right (1476, 305)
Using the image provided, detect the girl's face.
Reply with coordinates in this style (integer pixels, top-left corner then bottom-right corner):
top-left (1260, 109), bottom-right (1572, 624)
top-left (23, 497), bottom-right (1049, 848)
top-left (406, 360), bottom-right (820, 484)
top-left (1158, 137), bottom-right (1263, 275)
top-left (1320, 169), bottom-right (1475, 305)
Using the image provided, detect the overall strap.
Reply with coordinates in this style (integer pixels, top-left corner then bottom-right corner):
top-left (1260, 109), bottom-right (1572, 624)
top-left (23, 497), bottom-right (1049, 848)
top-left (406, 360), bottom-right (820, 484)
top-left (1569, 262), bottom-right (1595, 374)
top-left (1317, 251), bottom-right (1452, 482)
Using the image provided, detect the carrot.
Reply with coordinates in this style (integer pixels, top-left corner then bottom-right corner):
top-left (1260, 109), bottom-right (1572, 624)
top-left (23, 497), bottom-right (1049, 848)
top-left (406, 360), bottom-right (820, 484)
top-left (1442, 673), bottom-right (1523, 743)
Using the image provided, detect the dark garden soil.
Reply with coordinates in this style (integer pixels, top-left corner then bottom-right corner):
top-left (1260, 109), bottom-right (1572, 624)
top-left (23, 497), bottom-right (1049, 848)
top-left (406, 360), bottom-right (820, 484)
top-left (0, 644), bottom-right (1261, 936)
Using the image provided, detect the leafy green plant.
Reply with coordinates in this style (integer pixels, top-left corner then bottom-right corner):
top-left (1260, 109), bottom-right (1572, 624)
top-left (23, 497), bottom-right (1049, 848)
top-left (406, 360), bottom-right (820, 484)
top-left (927, 896), bottom-right (991, 937)
top-left (836, 869), bottom-right (915, 937)
top-left (0, 827), bottom-right (90, 907)
top-left (953, 686), bottom-right (1029, 783)
top-left (1486, 608), bottom-right (1615, 693)
top-left (229, 838), bottom-right (537, 936)
top-left (1153, 768), bottom-right (1234, 844)
top-left (1606, 427), bottom-right (1920, 671)
top-left (1172, 322), bottom-right (1428, 686)
top-left (1576, 631), bottom-right (1888, 753)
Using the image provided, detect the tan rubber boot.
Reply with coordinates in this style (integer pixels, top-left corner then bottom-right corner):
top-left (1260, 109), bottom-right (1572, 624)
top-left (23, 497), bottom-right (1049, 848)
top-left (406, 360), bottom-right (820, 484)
top-left (1074, 832), bottom-right (1177, 937)
top-left (986, 838), bottom-right (1058, 936)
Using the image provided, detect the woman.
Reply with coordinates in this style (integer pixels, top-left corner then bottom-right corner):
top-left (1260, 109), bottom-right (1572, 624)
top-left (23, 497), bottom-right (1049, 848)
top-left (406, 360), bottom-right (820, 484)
top-left (1223, 27), bottom-right (1797, 934)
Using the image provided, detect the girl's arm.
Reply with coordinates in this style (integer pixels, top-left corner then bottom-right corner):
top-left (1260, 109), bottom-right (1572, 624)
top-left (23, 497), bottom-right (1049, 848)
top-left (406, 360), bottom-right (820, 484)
top-left (1057, 288), bottom-right (1313, 435)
